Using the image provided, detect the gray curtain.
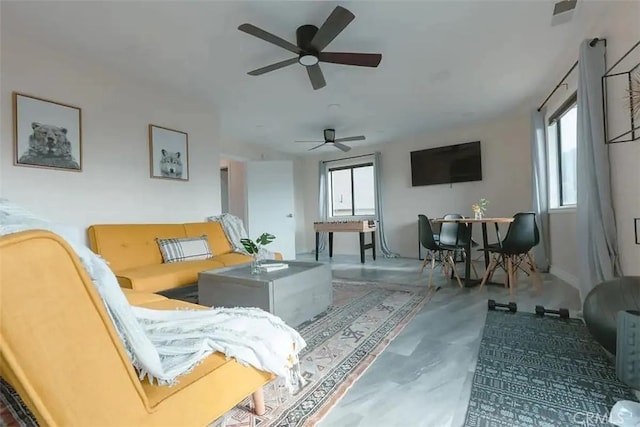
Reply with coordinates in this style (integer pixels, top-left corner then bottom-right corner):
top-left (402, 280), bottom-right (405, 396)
top-left (530, 108), bottom-right (550, 272)
top-left (315, 161), bottom-right (329, 253)
top-left (576, 39), bottom-right (622, 300)
top-left (373, 152), bottom-right (398, 258)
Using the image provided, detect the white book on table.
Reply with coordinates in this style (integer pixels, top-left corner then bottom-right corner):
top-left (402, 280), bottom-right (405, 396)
top-left (259, 263), bottom-right (289, 272)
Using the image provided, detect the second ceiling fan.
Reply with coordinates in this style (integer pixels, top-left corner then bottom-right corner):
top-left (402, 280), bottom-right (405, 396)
top-left (296, 129), bottom-right (365, 152)
top-left (238, 6), bottom-right (382, 90)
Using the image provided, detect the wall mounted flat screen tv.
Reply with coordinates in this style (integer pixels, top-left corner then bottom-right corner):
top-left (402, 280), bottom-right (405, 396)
top-left (410, 141), bottom-right (482, 186)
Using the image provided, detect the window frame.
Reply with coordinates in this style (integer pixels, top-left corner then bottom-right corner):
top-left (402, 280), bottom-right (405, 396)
top-left (328, 161), bottom-right (375, 218)
top-left (548, 92), bottom-right (578, 208)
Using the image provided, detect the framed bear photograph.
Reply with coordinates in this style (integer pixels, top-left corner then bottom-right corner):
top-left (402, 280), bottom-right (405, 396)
top-left (149, 124), bottom-right (189, 181)
top-left (13, 92), bottom-right (82, 172)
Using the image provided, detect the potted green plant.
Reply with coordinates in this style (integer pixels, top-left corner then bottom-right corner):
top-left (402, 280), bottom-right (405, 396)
top-left (240, 232), bottom-right (276, 273)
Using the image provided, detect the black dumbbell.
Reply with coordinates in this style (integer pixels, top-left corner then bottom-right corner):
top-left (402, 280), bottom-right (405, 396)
top-left (535, 305), bottom-right (570, 319)
top-left (488, 299), bottom-right (517, 313)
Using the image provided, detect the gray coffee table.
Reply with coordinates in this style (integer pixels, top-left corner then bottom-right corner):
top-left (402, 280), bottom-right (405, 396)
top-left (198, 260), bottom-right (332, 327)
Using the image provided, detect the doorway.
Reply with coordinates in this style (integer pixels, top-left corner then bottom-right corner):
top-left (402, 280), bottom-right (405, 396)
top-left (219, 155), bottom-right (296, 259)
top-left (220, 167), bottom-right (229, 213)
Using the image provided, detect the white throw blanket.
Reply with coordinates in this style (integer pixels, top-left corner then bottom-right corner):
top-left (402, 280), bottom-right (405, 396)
top-left (207, 213), bottom-right (277, 260)
top-left (0, 200), bottom-right (306, 388)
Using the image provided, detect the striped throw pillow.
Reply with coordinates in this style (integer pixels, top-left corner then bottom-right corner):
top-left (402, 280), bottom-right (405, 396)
top-left (156, 235), bottom-right (213, 263)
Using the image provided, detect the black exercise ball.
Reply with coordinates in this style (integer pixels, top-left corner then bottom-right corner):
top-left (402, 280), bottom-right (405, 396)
top-left (583, 276), bottom-right (640, 354)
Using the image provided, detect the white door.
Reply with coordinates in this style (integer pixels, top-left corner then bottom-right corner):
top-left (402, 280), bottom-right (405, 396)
top-left (245, 161), bottom-right (296, 259)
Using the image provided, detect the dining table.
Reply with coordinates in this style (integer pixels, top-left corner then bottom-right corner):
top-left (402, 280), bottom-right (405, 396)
top-left (431, 217), bottom-right (514, 287)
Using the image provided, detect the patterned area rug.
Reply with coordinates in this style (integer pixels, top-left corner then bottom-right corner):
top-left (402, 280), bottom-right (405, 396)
top-left (464, 310), bottom-right (638, 427)
top-left (0, 378), bottom-right (37, 427)
top-left (0, 280), bottom-right (431, 427)
top-left (212, 279), bottom-right (432, 427)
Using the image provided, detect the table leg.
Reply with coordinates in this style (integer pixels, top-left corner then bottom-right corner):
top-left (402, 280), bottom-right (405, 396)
top-left (371, 231), bottom-right (376, 260)
top-left (252, 388), bottom-right (265, 416)
top-left (464, 223), bottom-right (473, 286)
top-left (482, 222), bottom-right (490, 268)
top-left (418, 219), bottom-right (423, 260)
top-left (359, 232), bottom-right (365, 264)
top-left (329, 232), bottom-right (334, 258)
top-left (315, 232), bottom-right (319, 261)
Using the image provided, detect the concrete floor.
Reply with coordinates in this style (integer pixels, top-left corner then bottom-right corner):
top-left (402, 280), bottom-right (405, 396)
top-left (296, 253), bottom-right (582, 427)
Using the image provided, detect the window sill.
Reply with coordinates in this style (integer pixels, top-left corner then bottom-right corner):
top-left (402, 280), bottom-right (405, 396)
top-left (549, 206), bottom-right (576, 214)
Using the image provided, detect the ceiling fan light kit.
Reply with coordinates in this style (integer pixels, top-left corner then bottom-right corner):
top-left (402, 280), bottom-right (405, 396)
top-left (324, 128), bottom-right (336, 141)
top-left (238, 6), bottom-right (382, 90)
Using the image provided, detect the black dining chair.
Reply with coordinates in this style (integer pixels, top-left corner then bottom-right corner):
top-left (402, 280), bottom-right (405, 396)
top-left (479, 212), bottom-right (542, 299)
top-left (418, 214), bottom-right (440, 260)
top-left (438, 214), bottom-right (479, 278)
top-left (418, 214), bottom-right (463, 288)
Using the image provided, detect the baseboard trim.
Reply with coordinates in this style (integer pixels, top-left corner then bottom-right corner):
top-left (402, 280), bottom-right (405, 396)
top-left (549, 266), bottom-right (578, 287)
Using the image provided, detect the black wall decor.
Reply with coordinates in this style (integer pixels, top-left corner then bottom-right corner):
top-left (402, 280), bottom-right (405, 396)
top-left (603, 40), bottom-right (640, 144)
top-left (635, 218), bottom-right (640, 245)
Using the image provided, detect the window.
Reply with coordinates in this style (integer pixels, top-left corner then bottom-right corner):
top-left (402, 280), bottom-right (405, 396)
top-left (548, 93), bottom-right (578, 207)
top-left (329, 163), bottom-right (375, 217)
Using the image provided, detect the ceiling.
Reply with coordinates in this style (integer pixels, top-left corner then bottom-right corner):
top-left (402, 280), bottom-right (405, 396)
top-left (1, 1), bottom-right (610, 155)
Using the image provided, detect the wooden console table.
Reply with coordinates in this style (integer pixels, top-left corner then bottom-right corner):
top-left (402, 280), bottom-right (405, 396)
top-left (314, 220), bottom-right (377, 264)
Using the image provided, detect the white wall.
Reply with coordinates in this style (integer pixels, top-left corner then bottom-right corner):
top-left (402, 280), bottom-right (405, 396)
top-left (543, 45), bottom-right (580, 284)
top-left (545, 1), bottom-right (640, 280)
top-left (298, 110), bottom-right (532, 257)
top-left (605, 2), bottom-right (640, 275)
top-left (226, 160), bottom-right (247, 224)
top-left (0, 35), bottom-right (222, 238)
top-left (0, 33), bottom-right (306, 247)
top-left (219, 136), bottom-right (293, 164)
top-left (220, 168), bottom-right (229, 213)
top-left (548, 210), bottom-right (578, 284)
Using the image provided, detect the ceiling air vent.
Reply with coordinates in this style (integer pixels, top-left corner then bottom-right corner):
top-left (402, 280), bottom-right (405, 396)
top-left (553, 0), bottom-right (578, 16)
top-left (551, 0), bottom-right (578, 26)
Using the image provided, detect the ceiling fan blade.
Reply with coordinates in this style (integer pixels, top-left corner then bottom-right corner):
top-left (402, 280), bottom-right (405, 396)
top-left (333, 142), bottom-right (352, 152)
top-left (309, 143), bottom-right (326, 151)
top-left (306, 64), bottom-right (326, 90)
top-left (319, 52), bottom-right (382, 67)
top-left (310, 6), bottom-right (355, 51)
top-left (295, 140), bottom-right (324, 143)
top-left (238, 23), bottom-right (302, 54)
top-left (334, 135), bottom-right (366, 143)
top-left (248, 58), bottom-right (298, 76)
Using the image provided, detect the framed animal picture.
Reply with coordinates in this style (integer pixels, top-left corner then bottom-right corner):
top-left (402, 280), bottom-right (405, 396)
top-left (149, 124), bottom-right (189, 181)
top-left (13, 92), bottom-right (82, 171)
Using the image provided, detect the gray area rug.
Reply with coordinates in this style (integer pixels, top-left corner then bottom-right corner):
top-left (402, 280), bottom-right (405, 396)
top-left (464, 310), bottom-right (638, 427)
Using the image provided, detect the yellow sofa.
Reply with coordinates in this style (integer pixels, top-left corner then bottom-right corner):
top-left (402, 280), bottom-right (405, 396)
top-left (87, 222), bottom-right (279, 293)
top-left (0, 230), bottom-right (273, 426)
